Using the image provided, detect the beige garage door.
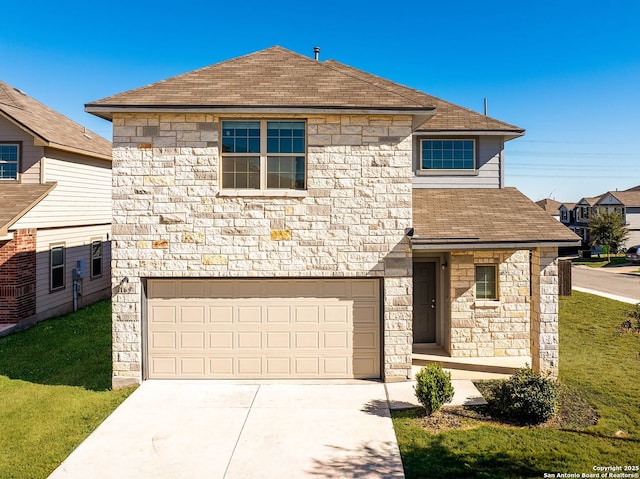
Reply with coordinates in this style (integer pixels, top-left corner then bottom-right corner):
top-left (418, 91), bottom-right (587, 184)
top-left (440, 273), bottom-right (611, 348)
top-left (146, 279), bottom-right (381, 379)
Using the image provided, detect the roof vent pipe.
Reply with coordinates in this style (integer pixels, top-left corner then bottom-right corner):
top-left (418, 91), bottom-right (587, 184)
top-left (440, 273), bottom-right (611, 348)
top-left (313, 47), bottom-right (320, 61)
top-left (484, 97), bottom-right (488, 116)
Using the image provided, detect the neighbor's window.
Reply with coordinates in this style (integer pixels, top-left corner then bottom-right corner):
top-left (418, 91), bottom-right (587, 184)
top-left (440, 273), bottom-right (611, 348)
top-left (221, 120), bottom-right (305, 190)
top-left (50, 245), bottom-right (65, 291)
top-left (421, 139), bottom-right (475, 170)
top-left (0, 143), bottom-right (19, 180)
top-left (91, 240), bottom-right (103, 278)
top-left (475, 265), bottom-right (497, 300)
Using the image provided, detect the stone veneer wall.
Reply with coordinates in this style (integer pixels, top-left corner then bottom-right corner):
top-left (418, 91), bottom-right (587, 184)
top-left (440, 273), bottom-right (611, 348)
top-left (530, 247), bottom-right (559, 378)
top-left (110, 113), bottom-right (414, 387)
top-left (448, 250), bottom-right (530, 357)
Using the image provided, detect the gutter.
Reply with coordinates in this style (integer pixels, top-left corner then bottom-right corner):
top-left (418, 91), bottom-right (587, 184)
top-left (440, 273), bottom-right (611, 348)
top-left (84, 104), bottom-right (436, 131)
top-left (411, 239), bottom-right (582, 251)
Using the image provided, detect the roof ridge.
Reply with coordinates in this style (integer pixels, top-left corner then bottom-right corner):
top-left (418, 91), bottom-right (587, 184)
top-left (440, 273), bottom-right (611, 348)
top-left (321, 59), bottom-right (432, 108)
top-left (0, 81), bottom-right (24, 110)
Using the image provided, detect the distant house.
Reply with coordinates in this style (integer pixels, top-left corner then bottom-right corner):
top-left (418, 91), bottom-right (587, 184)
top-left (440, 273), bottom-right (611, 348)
top-left (558, 202), bottom-right (576, 226)
top-left (572, 196), bottom-right (602, 245)
top-left (0, 81), bottom-right (112, 331)
top-left (594, 189), bottom-right (640, 247)
top-left (535, 198), bottom-right (562, 221)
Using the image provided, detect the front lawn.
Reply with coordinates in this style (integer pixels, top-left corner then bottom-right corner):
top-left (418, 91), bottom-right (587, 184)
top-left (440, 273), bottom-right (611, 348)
top-left (572, 255), bottom-right (629, 268)
top-left (393, 292), bottom-right (640, 478)
top-left (0, 301), bottom-right (134, 479)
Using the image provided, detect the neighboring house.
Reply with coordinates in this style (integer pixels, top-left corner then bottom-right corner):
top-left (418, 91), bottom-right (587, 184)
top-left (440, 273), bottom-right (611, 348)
top-left (594, 189), bottom-right (640, 247)
top-left (0, 81), bottom-right (112, 330)
top-left (558, 202), bottom-right (576, 226)
top-left (572, 196), bottom-right (602, 245)
top-left (85, 47), bottom-right (579, 389)
top-left (535, 198), bottom-right (562, 221)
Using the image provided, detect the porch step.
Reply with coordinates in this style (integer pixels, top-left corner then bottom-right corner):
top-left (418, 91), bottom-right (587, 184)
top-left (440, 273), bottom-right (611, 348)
top-left (412, 347), bottom-right (530, 381)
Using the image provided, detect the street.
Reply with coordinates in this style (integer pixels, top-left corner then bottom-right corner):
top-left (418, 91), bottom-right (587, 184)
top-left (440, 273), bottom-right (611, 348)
top-left (571, 265), bottom-right (640, 303)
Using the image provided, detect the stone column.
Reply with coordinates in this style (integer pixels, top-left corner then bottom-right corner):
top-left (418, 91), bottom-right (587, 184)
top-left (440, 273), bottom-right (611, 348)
top-left (530, 247), bottom-right (559, 378)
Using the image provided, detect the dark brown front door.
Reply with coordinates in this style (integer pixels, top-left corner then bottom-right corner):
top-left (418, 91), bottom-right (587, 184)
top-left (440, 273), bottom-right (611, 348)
top-left (413, 262), bottom-right (436, 343)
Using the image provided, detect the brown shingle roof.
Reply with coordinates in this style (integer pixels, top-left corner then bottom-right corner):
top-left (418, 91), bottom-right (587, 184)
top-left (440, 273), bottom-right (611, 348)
top-left (86, 46), bottom-right (523, 136)
top-left (535, 198), bottom-right (562, 214)
top-left (605, 191), bottom-right (640, 207)
top-left (0, 183), bottom-right (56, 235)
top-left (412, 188), bottom-right (580, 247)
top-left (0, 81), bottom-right (111, 160)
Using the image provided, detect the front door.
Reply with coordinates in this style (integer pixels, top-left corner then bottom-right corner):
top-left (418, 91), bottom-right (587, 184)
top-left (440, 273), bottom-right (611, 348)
top-left (413, 262), bottom-right (436, 343)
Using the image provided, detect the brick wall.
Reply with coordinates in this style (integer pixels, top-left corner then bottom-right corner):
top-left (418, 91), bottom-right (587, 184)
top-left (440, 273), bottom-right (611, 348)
top-left (110, 113), bottom-right (414, 386)
top-left (448, 250), bottom-right (530, 357)
top-left (0, 229), bottom-right (37, 323)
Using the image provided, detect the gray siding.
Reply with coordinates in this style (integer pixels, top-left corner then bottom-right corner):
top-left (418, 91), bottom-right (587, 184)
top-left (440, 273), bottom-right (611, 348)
top-left (33, 225), bottom-right (111, 321)
top-left (412, 136), bottom-right (503, 189)
top-left (626, 208), bottom-right (640, 247)
top-left (0, 116), bottom-right (42, 183)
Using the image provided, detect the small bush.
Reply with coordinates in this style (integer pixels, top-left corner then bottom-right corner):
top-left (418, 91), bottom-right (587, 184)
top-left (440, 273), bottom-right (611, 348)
top-left (487, 366), bottom-right (559, 425)
top-left (414, 364), bottom-right (454, 415)
top-left (619, 303), bottom-right (640, 334)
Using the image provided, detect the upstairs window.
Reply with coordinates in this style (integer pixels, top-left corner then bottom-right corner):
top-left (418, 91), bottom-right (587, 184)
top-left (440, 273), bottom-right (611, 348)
top-left (0, 143), bottom-right (19, 180)
top-left (421, 139), bottom-right (475, 170)
top-left (221, 120), bottom-right (306, 190)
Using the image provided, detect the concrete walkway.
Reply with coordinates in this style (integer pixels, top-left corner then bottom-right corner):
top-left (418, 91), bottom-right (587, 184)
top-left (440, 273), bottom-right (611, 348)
top-left (48, 381), bottom-right (405, 479)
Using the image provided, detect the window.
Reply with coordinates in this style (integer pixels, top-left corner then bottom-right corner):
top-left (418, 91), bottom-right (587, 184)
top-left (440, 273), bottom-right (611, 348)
top-left (0, 143), bottom-right (19, 180)
top-left (475, 265), bottom-right (497, 300)
top-left (50, 245), bottom-right (65, 291)
top-left (221, 120), bottom-right (305, 190)
top-left (91, 240), bottom-right (103, 278)
top-left (421, 139), bottom-right (475, 170)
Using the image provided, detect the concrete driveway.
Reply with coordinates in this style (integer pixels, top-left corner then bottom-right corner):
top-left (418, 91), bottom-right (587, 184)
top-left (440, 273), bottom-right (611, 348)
top-left (47, 381), bottom-right (405, 479)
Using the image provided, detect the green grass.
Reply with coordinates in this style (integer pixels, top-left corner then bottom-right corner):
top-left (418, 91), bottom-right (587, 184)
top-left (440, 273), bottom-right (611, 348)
top-left (572, 255), bottom-right (629, 268)
top-left (0, 301), bottom-right (134, 479)
top-left (393, 291), bottom-right (640, 479)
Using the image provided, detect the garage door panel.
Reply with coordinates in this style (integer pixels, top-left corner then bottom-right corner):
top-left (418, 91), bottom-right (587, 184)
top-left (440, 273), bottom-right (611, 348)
top-left (324, 305), bottom-right (350, 323)
top-left (294, 306), bottom-right (320, 323)
top-left (266, 331), bottom-right (291, 349)
top-left (265, 306), bottom-right (291, 323)
top-left (209, 306), bottom-right (233, 323)
top-left (150, 306), bottom-right (177, 323)
top-left (180, 331), bottom-right (206, 349)
top-left (151, 331), bottom-right (176, 349)
top-left (180, 306), bottom-right (206, 323)
top-left (147, 279), bottom-right (380, 379)
top-left (210, 332), bottom-right (233, 349)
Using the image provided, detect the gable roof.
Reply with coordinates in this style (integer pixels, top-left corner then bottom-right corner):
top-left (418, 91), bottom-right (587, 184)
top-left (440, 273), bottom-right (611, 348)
top-left (559, 202), bottom-right (575, 210)
top-left (85, 46), bottom-right (524, 137)
top-left (624, 185), bottom-right (640, 192)
top-left (412, 188), bottom-right (580, 249)
top-left (0, 183), bottom-right (57, 236)
top-left (600, 190), bottom-right (640, 207)
top-left (0, 81), bottom-right (111, 161)
top-left (535, 198), bottom-right (562, 214)
top-left (576, 196), bottom-right (602, 206)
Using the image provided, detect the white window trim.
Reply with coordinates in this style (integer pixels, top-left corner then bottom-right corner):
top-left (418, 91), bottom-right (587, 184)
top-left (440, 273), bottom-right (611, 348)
top-left (220, 119), bottom-right (307, 192)
top-left (418, 138), bottom-right (477, 174)
top-left (0, 142), bottom-right (20, 181)
top-left (475, 264), bottom-right (498, 301)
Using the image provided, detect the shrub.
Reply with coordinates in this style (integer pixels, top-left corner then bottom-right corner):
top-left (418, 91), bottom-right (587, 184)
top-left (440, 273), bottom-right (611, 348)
top-left (487, 366), bottom-right (559, 425)
top-left (414, 364), bottom-right (454, 415)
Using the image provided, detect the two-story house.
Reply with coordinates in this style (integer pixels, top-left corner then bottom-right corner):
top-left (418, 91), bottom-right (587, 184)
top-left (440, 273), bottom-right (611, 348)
top-left (85, 47), bottom-right (578, 389)
top-left (594, 189), bottom-right (640, 247)
top-left (0, 81), bottom-right (112, 332)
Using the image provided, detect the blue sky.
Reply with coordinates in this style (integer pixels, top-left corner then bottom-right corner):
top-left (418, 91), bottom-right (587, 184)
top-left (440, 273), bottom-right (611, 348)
top-left (2, 0), bottom-right (639, 202)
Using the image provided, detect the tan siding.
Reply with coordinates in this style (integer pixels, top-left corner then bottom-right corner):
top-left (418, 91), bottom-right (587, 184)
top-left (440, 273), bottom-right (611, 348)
top-left (12, 150), bottom-right (111, 229)
top-left (34, 225), bottom-right (111, 317)
top-left (413, 136), bottom-right (503, 189)
top-left (0, 115), bottom-right (42, 183)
